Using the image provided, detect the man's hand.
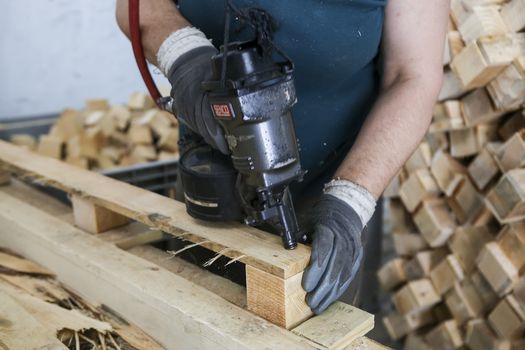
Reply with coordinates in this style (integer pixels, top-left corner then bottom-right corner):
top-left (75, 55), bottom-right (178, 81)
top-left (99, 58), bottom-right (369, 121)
top-left (302, 179), bottom-right (376, 314)
top-left (160, 28), bottom-right (229, 154)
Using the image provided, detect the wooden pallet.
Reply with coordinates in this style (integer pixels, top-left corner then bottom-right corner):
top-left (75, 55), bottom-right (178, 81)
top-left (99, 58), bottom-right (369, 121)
top-left (0, 141), bottom-right (385, 350)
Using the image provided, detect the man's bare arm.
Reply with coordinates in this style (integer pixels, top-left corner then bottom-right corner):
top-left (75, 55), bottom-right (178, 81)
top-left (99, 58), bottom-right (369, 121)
top-left (334, 0), bottom-right (450, 199)
top-left (116, 0), bottom-right (190, 65)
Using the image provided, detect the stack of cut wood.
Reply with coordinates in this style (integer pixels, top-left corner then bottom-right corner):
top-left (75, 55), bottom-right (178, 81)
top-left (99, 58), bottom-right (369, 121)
top-left (9, 92), bottom-right (179, 171)
top-left (379, 1), bottom-right (525, 349)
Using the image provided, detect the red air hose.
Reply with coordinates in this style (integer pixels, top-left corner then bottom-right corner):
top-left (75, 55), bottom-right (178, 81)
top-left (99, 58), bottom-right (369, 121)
top-left (129, 0), bottom-right (163, 107)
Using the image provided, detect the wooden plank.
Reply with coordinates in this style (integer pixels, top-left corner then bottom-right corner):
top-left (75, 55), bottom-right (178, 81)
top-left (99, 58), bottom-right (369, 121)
top-left (246, 266), bottom-right (312, 328)
top-left (0, 190), bottom-right (318, 350)
top-left (0, 140), bottom-right (310, 279)
top-left (0, 289), bottom-right (68, 350)
top-left (291, 302), bottom-right (374, 350)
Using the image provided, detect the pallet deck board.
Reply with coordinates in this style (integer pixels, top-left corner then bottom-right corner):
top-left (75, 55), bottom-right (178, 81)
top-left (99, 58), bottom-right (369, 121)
top-left (0, 140), bottom-right (310, 280)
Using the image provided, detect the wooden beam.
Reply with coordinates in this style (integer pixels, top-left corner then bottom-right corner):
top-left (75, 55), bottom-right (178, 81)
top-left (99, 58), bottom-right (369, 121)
top-left (0, 140), bottom-right (309, 280)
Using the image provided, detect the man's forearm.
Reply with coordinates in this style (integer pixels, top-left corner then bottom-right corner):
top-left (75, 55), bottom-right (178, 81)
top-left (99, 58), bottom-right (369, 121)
top-left (334, 77), bottom-right (440, 199)
top-left (116, 0), bottom-right (190, 65)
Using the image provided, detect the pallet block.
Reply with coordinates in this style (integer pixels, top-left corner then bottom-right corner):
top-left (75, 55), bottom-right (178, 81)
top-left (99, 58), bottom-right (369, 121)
top-left (448, 226), bottom-right (492, 273)
top-left (377, 258), bottom-right (407, 291)
top-left (413, 199), bottom-right (456, 247)
top-left (497, 223), bottom-right (525, 273)
top-left (393, 279), bottom-right (441, 316)
top-left (399, 169), bottom-right (440, 212)
top-left (477, 242), bottom-right (519, 297)
top-left (461, 88), bottom-right (506, 126)
top-left (71, 195), bottom-right (129, 233)
top-left (494, 130), bottom-right (525, 172)
top-left (468, 144), bottom-right (501, 190)
top-left (465, 319), bottom-right (509, 350)
top-left (391, 232), bottom-right (428, 257)
top-left (447, 177), bottom-right (483, 224)
top-left (424, 319), bottom-right (463, 350)
top-left (430, 150), bottom-right (466, 196)
top-left (485, 169), bottom-right (525, 223)
top-left (488, 295), bottom-right (525, 339)
top-left (501, 0), bottom-right (525, 32)
top-left (451, 39), bottom-right (512, 89)
top-left (457, 6), bottom-right (507, 43)
top-left (429, 255), bottom-right (465, 295)
top-left (404, 249), bottom-right (448, 280)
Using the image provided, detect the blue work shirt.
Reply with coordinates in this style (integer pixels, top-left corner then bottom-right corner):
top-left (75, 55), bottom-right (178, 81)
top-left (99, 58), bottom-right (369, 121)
top-left (179, 0), bottom-right (386, 195)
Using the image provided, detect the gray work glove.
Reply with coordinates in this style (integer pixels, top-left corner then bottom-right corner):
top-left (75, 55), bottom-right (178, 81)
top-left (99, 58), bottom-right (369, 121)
top-left (166, 46), bottom-right (229, 154)
top-left (302, 179), bottom-right (376, 314)
top-left (302, 194), bottom-right (364, 314)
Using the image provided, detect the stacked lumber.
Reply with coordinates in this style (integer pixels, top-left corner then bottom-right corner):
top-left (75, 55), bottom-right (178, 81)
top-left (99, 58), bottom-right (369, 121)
top-left (0, 247), bottom-right (164, 349)
top-left (380, 1), bottom-right (525, 349)
top-left (9, 92), bottom-right (179, 170)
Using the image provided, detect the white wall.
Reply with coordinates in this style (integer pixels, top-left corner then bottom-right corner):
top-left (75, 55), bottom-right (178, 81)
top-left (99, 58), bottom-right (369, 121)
top-left (0, 0), bottom-right (168, 119)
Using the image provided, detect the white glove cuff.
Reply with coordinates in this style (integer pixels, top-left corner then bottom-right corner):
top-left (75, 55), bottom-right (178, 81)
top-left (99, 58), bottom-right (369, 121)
top-left (324, 178), bottom-right (376, 226)
top-left (157, 27), bottom-right (214, 76)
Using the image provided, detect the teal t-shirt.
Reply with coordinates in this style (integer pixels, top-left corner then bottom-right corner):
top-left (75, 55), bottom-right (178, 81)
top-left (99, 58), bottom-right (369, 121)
top-left (179, 0), bottom-right (386, 191)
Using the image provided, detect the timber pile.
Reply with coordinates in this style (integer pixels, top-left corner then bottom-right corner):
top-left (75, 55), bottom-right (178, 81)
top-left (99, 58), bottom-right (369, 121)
top-left (379, 0), bottom-right (525, 349)
top-left (0, 247), bottom-right (164, 349)
top-left (9, 92), bottom-right (179, 171)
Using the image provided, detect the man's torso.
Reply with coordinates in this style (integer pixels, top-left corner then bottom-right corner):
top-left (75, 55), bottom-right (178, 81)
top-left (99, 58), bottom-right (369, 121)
top-left (178, 0), bottom-right (386, 192)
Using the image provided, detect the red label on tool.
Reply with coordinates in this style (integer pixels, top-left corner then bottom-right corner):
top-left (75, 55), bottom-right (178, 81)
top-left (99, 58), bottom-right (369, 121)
top-left (212, 104), bottom-right (234, 119)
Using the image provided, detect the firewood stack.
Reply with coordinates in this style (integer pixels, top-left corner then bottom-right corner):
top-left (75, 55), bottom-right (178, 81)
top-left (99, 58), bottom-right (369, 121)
top-left (379, 1), bottom-right (525, 349)
top-left (9, 92), bottom-right (179, 171)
